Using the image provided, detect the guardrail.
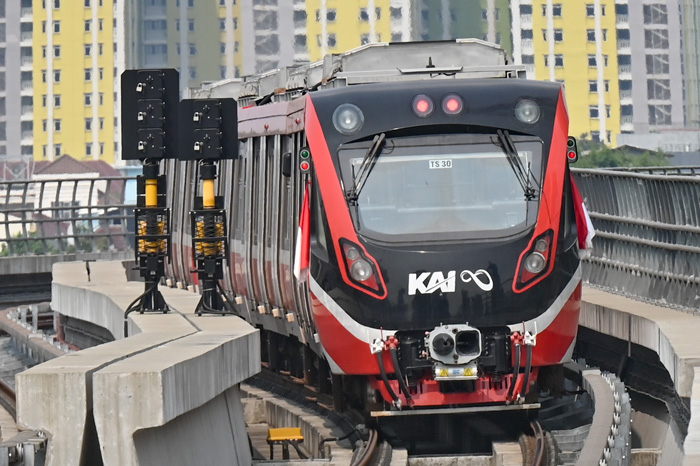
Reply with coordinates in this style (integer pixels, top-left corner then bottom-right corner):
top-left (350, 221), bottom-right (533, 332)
top-left (572, 167), bottom-right (700, 313)
top-left (0, 177), bottom-right (135, 257)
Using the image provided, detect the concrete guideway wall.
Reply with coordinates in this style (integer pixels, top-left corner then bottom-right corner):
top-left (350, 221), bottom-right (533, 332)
top-left (16, 261), bottom-right (260, 466)
top-left (580, 288), bottom-right (700, 465)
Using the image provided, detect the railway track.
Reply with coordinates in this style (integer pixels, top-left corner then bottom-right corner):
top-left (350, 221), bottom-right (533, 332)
top-left (0, 379), bottom-right (16, 421)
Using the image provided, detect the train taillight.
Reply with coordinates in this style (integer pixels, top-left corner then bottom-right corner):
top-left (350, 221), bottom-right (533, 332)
top-left (412, 94), bottom-right (435, 118)
top-left (442, 94), bottom-right (464, 115)
top-left (566, 137), bottom-right (579, 163)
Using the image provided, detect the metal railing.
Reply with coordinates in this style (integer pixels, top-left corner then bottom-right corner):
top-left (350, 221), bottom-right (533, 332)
top-left (0, 176), bottom-right (135, 257)
top-left (573, 167), bottom-right (700, 313)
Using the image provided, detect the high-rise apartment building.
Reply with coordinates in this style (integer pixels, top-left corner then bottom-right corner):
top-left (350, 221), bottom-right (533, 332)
top-left (33, 0), bottom-right (117, 164)
top-left (300, 0), bottom-right (412, 62)
top-left (0, 1), bottom-right (34, 162)
top-left (511, 0), bottom-right (622, 145)
top-left (413, 0), bottom-right (513, 55)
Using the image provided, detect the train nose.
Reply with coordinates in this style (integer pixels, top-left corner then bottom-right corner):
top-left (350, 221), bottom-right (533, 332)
top-left (431, 333), bottom-right (455, 356)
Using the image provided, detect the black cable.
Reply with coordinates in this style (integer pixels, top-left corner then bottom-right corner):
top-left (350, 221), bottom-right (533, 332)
top-left (123, 280), bottom-right (159, 338)
top-left (507, 343), bottom-right (521, 402)
top-left (390, 347), bottom-right (413, 407)
top-left (376, 352), bottom-right (399, 403)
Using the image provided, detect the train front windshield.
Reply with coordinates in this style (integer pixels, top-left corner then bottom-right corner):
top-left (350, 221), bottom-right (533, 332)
top-left (339, 134), bottom-right (544, 241)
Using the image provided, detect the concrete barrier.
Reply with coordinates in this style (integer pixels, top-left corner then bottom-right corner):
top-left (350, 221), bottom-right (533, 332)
top-left (16, 261), bottom-right (260, 466)
top-left (580, 288), bottom-right (700, 466)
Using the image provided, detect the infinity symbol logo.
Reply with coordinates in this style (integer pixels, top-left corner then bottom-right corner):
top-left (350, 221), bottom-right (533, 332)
top-left (460, 269), bottom-right (493, 291)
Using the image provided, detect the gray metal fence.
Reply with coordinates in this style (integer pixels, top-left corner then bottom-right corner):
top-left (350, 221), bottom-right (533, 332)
top-left (572, 167), bottom-right (700, 313)
top-left (0, 177), bottom-right (135, 257)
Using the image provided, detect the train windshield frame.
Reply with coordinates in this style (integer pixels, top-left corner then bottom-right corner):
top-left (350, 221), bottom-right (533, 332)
top-left (338, 133), bottom-right (544, 242)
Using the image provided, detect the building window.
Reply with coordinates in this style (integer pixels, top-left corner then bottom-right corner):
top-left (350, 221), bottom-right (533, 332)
top-left (85, 69), bottom-right (91, 80)
top-left (85, 118), bottom-right (92, 130)
top-left (589, 106), bottom-right (599, 118)
top-left (327, 9), bottom-right (337, 22)
top-left (587, 29), bottom-right (595, 41)
top-left (544, 55), bottom-right (564, 67)
top-left (54, 0), bottom-right (60, 8)
top-left (646, 54), bottom-right (669, 74)
top-left (643, 4), bottom-right (667, 24)
top-left (604, 55), bottom-right (608, 66)
top-left (55, 144), bottom-right (61, 157)
top-left (98, 43), bottom-right (103, 55)
top-left (602, 29), bottom-right (607, 41)
top-left (521, 55), bottom-right (534, 64)
top-left (99, 93), bottom-right (104, 105)
top-left (589, 81), bottom-right (597, 92)
top-left (42, 70), bottom-right (47, 83)
top-left (647, 79), bottom-right (671, 100)
top-left (553, 4), bottom-right (562, 16)
top-left (220, 43), bottom-right (225, 54)
top-left (588, 55), bottom-right (596, 66)
top-left (54, 70), bottom-right (61, 82)
top-left (42, 120), bottom-right (47, 132)
top-left (359, 8), bottom-right (369, 21)
top-left (99, 19), bottom-right (103, 30)
top-left (85, 20), bottom-right (91, 32)
top-left (645, 29), bottom-right (669, 49)
top-left (219, 19), bottom-right (225, 30)
top-left (85, 93), bottom-right (91, 105)
top-left (42, 46), bottom-right (46, 58)
top-left (54, 21), bottom-right (60, 33)
top-left (188, 19), bottom-right (194, 31)
top-left (586, 4), bottom-right (594, 16)
top-left (84, 0), bottom-right (90, 6)
top-left (391, 6), bottom-right (402, 19)
top-left (99, 68), bottom-right (104, 79)
top-left (54, 119), bottom-right (61, 131)
top-left (85, 45), bottom-right (91, 56)
top-left (86, 144), bottom-right (92, 156)
top-left (42, 95), bottom-right (47, 107)
top-left (361, 34), bottom-right (370, 45)
top-left (542, 30), bottom-right (547, 41)
top-left (100, 142), bottom-right (104, 154)
top-left (553, 29), bottom-right (563, 41)
top-left (648, 104), bottom-right (671, 125)
top-left (189, 44), bottom-right (196, 55)
top-left (55, 95), bottom-right (61, 106)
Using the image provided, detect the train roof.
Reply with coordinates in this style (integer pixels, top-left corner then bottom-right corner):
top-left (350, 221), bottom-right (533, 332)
top-left (191, 39), bottom-right (526, 107)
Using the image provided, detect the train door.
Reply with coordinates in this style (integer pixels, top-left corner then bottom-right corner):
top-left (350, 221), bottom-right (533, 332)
top-left (265, 135), bottom-right (285, 308)
top-left (277, 135), bottom-right (296, 312)
top-left (249, 137), bottom-right (267, 307)
top-left (231, 142), bottom-right (251, 303)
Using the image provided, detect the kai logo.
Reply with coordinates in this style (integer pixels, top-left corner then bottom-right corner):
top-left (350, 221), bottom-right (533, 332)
top-left (408, 269), bottom-right (493, 295)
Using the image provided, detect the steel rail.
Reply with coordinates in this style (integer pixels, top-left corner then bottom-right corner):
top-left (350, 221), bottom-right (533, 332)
top-left (0, 379), bottom-right (16, 421)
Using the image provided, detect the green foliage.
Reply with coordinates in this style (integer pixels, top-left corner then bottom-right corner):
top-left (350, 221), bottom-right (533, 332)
top-left (575, 134), bottom-right (670, 169)
top-left (0, 231), bottom-right (60, 257)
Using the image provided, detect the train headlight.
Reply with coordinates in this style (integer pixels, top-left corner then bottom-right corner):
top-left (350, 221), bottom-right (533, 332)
top-left (350, 259), bottom-right (373, 282)
top-left (524, 252), bottom-right (547, 274)
top-left (333, 104), bottom-right (364, 135)
top-left (340, 239), bottom-right (383, 295)
top-left (514, 99), bottom-right (541, 124)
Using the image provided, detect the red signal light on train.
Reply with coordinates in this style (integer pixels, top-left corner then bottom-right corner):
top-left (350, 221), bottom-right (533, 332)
top-left (300, 160), bottom-right (311, 172)
top-left (412, 94), bottom-right (435, 118)
top-left (442, 94), bottom-right (464, 115)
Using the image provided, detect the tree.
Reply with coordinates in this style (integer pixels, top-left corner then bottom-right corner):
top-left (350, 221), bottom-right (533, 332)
top-left (574, 134), bottom-right (670, 168)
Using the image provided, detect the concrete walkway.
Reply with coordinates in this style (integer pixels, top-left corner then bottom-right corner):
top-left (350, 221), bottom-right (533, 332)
top-left (16, 261), bottom-right (260, 466)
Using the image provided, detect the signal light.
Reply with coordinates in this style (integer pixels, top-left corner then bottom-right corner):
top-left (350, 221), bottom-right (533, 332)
top-left (299, 146), bottom-right (311, 172)
top-left (514, 99), bottom-right (541, 124)
top-left (566, 137), bottom-right (579, 163)
top-left (332, 103), bottom-right (364, 135)
top-left (442, 94), bottom-right (464, 115)
top-left (412, 94), bottom-right (434, 118)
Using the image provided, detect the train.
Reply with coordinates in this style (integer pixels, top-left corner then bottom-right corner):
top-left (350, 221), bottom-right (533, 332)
top-left (162, 40), bottom-right (586, 415)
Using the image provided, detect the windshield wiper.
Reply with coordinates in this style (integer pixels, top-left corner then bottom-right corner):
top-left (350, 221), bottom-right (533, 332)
top-left (346, 133), bottom-right (386, 203)
top-left (495, 129), bottom-right (537, 200)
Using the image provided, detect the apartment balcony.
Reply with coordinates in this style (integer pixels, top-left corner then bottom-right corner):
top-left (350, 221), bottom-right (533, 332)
top-left (21, 105), bottom-right (33, 116)
top-left (20, 81), bottom-right (33, 93)
top-left (20, 56), bottom-right (32, 67)
top-left (521, 39), bottom-right (533, 52)
top-left (618, 64), bottom-right (632, 79)
top-left (20, 131), bottom-right (33, 144)
top-left (20, 32), bottom-right (32, 45)
top-left (616, 14), bottom-right (628, 25)
top-left (143, 30), bottom-right (167, 42)
top-left (620, 90), bottom-right (632, 103)
top-left (617, 39), bottom-right (630, 52)
top-left (20, 8), bottom-right (32, 20)
top-left (520, 15), bottom-right (532, 27)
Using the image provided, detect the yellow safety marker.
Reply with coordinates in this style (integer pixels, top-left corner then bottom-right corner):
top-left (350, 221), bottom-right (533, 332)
top-left (267, 427), bottom-right (304, 460)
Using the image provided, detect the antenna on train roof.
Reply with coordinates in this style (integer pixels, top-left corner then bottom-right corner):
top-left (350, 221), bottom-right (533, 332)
top-left (426, 57), bottom-right (435, 69)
